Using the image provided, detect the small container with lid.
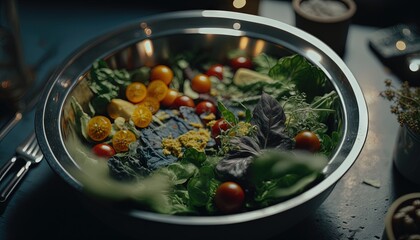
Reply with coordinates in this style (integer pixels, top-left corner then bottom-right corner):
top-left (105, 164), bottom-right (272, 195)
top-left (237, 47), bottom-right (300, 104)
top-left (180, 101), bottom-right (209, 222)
top-left (292, 0), bottom-right (357, 57)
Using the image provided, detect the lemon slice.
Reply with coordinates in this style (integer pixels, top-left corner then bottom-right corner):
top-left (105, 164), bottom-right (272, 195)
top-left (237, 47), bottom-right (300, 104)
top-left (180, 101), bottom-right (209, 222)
top-left (107, 99), bottom-right (135, 120)
top-left (233, 68), bottom-right (273, 87)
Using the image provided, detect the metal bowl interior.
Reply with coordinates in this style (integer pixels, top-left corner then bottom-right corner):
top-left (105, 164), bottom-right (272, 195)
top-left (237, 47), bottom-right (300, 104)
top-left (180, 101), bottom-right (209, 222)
top-left (35, 10), bottom-right (368, 239)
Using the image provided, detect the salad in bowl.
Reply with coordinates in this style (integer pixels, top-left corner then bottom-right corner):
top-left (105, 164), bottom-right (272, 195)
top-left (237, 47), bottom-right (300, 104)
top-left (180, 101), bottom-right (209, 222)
top-left (35, 10), bottom-right (367, 239)
top-left (68, 50), bottom-right (340, 215)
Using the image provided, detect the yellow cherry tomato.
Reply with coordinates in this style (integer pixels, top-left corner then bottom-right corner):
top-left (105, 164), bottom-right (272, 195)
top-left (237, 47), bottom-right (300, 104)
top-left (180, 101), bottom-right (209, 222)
top-left (147, 80), bottom-right (169, 102)
top-left (87, 116), bottom-right (112, 141)
top-left (131, 105), bottom-right (153, 128)
top-left (138, 97), bottom-right (160, 114)
top-left (112, 129), bottom-right (137, 153)
top-left (125, 82), bottom-right (147, 103)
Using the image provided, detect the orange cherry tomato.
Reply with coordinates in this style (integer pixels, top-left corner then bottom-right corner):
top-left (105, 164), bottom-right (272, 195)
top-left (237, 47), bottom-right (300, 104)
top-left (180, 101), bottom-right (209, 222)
top-left (191, 74), bottom-right (211, 93)
top-left (87, 116), bottom-right (112, 141)
top-left (150, 65), bottom-right (174, 85)
top-left (138, 96), bottom-right (160, 114)
top-left (131, 105), bottom-right (153, 128)
top-left (147, 80), bottom-right (169, 101)
top-left (161, 88), bottom-right (180, 107)
top-left (112, 129), bottom-right (137, 153)
top-left (125, 82), bottom-right (147, 103)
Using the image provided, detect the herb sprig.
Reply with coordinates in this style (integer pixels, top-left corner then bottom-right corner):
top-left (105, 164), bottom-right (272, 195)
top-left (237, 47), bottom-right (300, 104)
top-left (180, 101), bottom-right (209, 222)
top-left (381, 80), bottom-right (420, 134)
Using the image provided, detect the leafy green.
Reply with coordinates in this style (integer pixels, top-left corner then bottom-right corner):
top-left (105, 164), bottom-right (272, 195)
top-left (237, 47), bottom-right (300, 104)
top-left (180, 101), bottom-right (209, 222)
top-left (319, 130), bottom-right (341, 156)
top-left (282, 90), bottom-right (340, 156)
top-left (250, 150), bottom-right (327, 207)
top-left (154, 148), bottom-right (220, 213)
top-left (268, 54), bottom-right (327, 101)
top-left (234, 54), bottom-right (329, 105)
top-left (181, 148), bottom-right (207, 167)
top-left (253, 53), bottom-right (278, 75)
top-left (188, 165), bottom-right (217, 207)
top-left (87, 60), bottom-right (131, 114)
top-left (165, 188), bottom-right (195, 215)
top-left (130, 66), bottom-right (150, 83)
top-left (70, 97), bottom-right (91, 142)
top-left (218, 101), bottom-right (238, 125)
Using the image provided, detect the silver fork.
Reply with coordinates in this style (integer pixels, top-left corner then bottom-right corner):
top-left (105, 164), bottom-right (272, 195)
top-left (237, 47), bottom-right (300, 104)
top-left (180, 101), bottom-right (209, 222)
top-left (0, 132), bottom-right (43, 202)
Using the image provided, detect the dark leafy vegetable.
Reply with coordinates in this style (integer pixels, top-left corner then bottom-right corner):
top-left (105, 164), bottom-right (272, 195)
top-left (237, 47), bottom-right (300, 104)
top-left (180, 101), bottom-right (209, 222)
top-left (216, 93), bottom-right (293, 180)
top-left (215, 136), bottom-right (260, 180)
top-left (251, 92), bottom-right (294, 150)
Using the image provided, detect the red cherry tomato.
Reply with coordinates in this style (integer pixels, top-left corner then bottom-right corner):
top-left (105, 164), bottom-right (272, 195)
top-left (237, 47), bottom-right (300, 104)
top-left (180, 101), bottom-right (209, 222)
top-left (172, 95), bottom-right (195, 109)
top-left (206, 64), bottom-right (223, 80)
top-left (195, 101), bottom-right (217, 115)
top-left (211, 119), bottom-right (230, 138)
top-left (214, 181), bottom-right (245, 214)
top-left (294, 130), bottom-right (321, 152)
top-left (230, 56), bottom-right (252, 70)
top-left (92, 143), bottom-right (116, 158)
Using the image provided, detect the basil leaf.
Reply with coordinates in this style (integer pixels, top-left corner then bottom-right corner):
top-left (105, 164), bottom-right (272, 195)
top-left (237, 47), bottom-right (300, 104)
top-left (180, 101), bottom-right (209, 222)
top-left (268, 54), bottom-right (327, 101)
top-left (251, 92), bottom-right (294, 150)
top-left (181, 148), bottom-right (207, 167)
top-left (188, 165), bottom-right (219, 207)
top-left (215, 136), bottom-right (260, 180)
top-left (251, 150), bottom-right (327, 207)
top-left (167, 162), bottom-right (198, 185)
top-left (166, 188), bottom-right (196, 215)
top-left (217, 101), bottom-right (238, 125)
top-left (253, 53), bottom-right (278, 75)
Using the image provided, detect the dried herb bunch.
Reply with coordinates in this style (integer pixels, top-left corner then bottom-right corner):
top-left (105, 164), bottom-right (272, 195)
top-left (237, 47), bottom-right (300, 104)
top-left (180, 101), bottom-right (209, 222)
top-left (381, 80), bottom-right (420, 134)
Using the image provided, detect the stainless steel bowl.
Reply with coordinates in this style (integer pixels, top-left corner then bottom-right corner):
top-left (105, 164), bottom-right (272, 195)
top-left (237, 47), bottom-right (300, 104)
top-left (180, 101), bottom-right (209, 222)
top-left (35, 10), bottom-right (368, 239)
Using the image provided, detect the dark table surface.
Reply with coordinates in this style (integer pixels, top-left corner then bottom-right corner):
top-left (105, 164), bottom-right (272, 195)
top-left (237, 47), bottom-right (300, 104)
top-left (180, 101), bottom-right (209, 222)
top-left (1, 1), bottom-right (419, 239)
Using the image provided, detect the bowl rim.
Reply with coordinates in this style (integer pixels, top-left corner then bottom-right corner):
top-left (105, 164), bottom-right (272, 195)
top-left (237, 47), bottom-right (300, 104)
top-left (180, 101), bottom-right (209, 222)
top-left (35, 9), bottom-right (368, 225)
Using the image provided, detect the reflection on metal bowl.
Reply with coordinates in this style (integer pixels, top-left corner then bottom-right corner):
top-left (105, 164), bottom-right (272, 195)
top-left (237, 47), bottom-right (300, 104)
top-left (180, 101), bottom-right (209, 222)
top-left (35, 10), bottom-right (368, 240)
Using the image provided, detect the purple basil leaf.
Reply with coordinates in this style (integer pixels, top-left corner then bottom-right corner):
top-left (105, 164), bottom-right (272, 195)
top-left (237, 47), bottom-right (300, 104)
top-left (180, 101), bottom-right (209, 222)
top-left (215, 136), bottom-right (261, 180)
top-left (251, 92), bottom-right (293, 149)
